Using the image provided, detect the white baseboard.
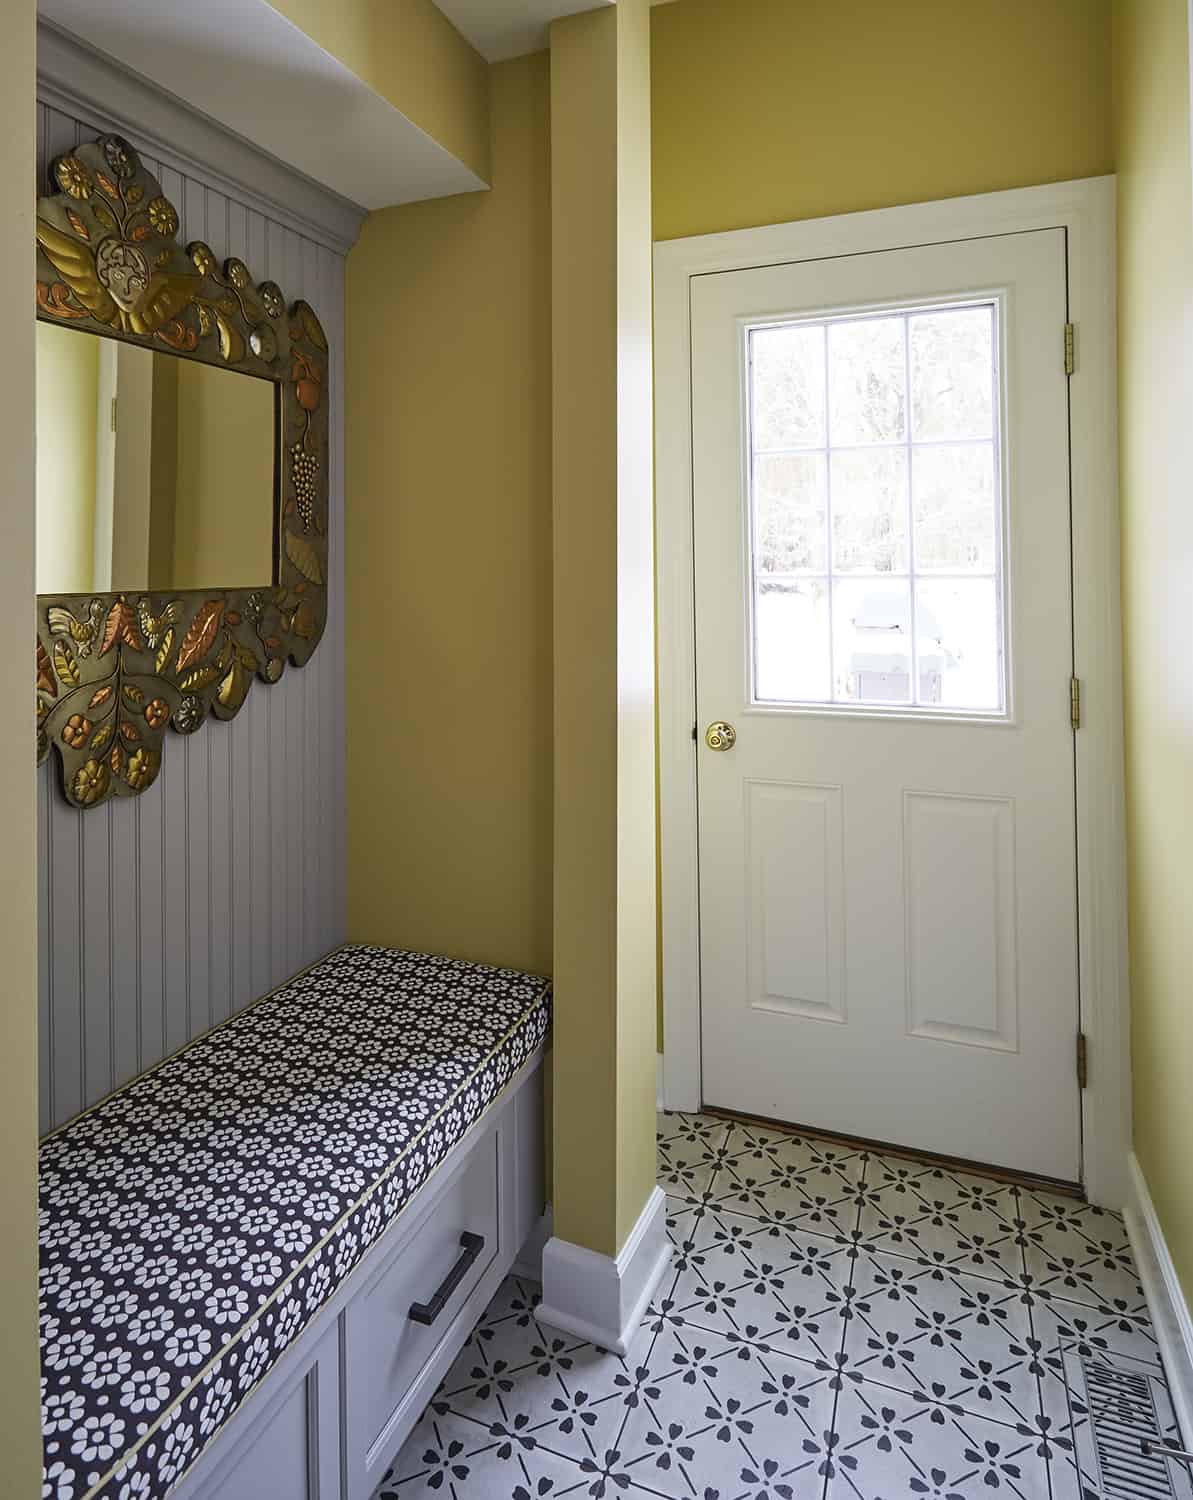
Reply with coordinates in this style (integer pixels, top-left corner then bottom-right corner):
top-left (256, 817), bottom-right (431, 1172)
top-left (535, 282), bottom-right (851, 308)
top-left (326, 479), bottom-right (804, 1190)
top-left (1125, 1152), bottom-right (1193, 1442)
top-left (535, 1186), bottom-right (673, 1355)
top-left (512, 1208), bottom-right (553, 1283)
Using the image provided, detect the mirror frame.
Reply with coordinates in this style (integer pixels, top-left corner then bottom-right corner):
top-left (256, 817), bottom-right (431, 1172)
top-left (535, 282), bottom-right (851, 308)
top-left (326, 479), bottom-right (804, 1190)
top-left (34, 132), bottom-right (329, 810)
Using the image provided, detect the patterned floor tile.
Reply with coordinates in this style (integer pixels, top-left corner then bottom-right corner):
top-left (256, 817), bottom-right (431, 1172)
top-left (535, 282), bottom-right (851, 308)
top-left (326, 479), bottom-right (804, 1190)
top-left (377, 1403), bottom-right (597, 1499)
top-left (597, 1317), bottom-right (836, 1497)
top-left (842, 1247), bottom-right (1043, 1429)
top-left (709, 1150), bottom-right (861, 1240)
top-left (856, 1161), bottom-right (1024, 1282)
top-left (829, 1381), bottom-right (1052, 1499)
top-left (375, 1111), bottom-right (1180, 1500)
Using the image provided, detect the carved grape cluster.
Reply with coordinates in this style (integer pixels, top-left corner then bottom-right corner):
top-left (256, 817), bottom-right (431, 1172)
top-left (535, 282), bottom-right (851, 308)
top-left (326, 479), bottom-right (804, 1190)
top-left (290, 443), bottom-right (318, 530)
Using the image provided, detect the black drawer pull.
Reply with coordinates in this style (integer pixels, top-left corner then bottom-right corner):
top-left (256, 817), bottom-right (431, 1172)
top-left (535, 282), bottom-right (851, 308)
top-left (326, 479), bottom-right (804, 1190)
top-left (408, 1232), bottom-right (486, 1326)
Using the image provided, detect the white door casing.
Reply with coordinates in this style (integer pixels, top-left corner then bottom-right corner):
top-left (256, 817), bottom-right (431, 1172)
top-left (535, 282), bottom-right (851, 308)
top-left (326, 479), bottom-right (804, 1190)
top-left (692, 231), bottom-right (1078, 1180)
top-left (654, 180), bottom-right (1130, 1207)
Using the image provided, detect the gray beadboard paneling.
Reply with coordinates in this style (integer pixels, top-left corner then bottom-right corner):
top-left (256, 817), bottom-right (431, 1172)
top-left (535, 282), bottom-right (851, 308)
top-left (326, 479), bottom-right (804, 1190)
top-left (36, 94), bottom-right (348, 1134)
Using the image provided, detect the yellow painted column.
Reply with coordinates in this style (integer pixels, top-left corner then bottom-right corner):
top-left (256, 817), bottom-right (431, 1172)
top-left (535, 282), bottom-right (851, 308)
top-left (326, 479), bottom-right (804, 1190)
top-left (549, 0), bottom-right (658, 1262)
top-left (1, 0), bottom-right (44, 1491)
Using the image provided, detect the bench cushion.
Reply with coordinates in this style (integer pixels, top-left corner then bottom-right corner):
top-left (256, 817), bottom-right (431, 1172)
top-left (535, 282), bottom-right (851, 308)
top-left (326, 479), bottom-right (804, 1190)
top-left (39, 945), bottom-right (551, 1500)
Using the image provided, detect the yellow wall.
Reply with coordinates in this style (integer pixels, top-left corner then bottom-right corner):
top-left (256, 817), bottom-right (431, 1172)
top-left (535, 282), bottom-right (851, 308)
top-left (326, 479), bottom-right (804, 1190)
top-left (172, 361), bottom-right (275, 590)
top-left (268, 0), bottom-right (490, 184)
top-left (651, 0), bottom-right (1113, 242)
top-left (3, 0), bottom-right (44, 1491)
top-left (1113, 0), bottom-right (1193, 1298)
top-left (35, 321), bottom-right (99, 594)
top-left (344, 51), bottom-right (553, 979)
top-left (550, 0), bottom-right (657, 1257)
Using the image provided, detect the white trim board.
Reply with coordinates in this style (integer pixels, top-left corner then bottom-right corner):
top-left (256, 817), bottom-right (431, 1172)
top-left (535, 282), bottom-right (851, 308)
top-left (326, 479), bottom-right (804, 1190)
top-left (1125, 1153), bottom-right (1193, 1443)
top-left (536, 1188), bottom-right (672, 1355)
top-left (654, 178), bottom-right (1131, 1209)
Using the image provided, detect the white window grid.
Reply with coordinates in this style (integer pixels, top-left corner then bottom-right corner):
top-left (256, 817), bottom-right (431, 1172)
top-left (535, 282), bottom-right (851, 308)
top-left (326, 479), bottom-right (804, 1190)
top-left (745, 297), bottom-right (1008, 717)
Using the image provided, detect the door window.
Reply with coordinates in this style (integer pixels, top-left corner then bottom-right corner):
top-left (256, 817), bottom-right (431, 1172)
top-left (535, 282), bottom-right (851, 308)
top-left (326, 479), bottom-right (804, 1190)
top-left (749, 302), bottom-right (1007, 714)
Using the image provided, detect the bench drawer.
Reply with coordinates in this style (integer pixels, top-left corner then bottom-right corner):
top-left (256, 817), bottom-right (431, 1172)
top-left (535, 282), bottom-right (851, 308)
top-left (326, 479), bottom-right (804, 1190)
top-left (346, 1129), bottom-right (500, 1479)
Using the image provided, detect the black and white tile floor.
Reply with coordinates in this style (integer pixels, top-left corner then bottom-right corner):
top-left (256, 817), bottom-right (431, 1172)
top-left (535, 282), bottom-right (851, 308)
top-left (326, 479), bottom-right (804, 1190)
top-left (376, 1111), bottom-right (1190, 1500)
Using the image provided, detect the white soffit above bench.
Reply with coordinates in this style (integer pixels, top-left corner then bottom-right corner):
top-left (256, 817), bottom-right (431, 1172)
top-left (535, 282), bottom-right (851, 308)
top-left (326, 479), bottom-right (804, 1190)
top-left (36, 0), bottom-right (488, 211)
top-left (436, 0), bottom-right (616, 63)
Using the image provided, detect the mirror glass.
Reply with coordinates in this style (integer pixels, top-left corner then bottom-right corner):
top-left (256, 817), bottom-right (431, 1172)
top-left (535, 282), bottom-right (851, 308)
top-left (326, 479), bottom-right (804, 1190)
top-left (35, 322), bottom-right (277, 596)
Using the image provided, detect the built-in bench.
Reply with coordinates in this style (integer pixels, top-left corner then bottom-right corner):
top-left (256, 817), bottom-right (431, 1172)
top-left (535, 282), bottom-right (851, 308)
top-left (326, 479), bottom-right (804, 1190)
top-left (39, 945), bottom-right (551, 1500)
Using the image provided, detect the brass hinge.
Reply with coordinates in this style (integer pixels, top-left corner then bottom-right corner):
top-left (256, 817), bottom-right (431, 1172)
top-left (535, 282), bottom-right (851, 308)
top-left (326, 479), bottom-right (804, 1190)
top-left (1070, 676), bottom-right (1081, 730)
top-left (1077, 1032), bottom-right (1088, 1089)
top-left (1064, 322), bottom-right (1075, 376)
top-left (110, 395), bottom-right (118, 433)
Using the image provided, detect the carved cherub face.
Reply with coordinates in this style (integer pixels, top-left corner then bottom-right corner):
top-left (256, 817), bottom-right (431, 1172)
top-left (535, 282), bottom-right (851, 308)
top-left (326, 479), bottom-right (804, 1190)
top-left (94, 237), bottom-right (150, 310)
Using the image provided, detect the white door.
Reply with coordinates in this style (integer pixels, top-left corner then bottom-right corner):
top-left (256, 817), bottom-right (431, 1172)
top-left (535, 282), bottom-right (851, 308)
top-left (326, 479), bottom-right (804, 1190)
top-left (692, 229), bottom-right (1081, 1182)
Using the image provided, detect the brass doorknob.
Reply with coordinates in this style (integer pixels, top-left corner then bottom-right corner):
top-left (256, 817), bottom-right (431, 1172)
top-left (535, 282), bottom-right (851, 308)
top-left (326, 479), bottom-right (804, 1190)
top-left (705, 721), bottom-right (737, 751)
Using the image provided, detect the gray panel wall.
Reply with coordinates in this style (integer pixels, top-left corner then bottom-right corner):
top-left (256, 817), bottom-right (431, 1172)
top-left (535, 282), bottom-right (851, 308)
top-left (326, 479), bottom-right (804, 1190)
top-left (36, 99), bottom-right (349, 1134)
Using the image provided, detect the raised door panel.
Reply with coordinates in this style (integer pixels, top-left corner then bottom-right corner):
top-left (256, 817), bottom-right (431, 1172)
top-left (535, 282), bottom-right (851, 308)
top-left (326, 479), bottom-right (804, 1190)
top-left (745, 779), bottom-right (846, 1024)
top-left (903, 791), bottom-right (1018, 1052)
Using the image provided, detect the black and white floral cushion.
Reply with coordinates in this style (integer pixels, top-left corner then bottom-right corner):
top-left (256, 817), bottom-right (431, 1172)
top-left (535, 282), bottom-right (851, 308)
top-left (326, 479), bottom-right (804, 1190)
top-left (39, 945), bottom-right (551, 1500)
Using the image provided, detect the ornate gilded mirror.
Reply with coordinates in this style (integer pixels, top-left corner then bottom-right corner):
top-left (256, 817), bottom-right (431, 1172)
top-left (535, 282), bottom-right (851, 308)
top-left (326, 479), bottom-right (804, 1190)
top-left (34, 133), bottom-right (329, 810)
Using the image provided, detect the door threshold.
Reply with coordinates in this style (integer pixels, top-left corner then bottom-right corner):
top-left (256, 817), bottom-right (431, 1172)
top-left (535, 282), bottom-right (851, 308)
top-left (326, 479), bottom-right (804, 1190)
top-left (700, 1105), bottom-right (1085, 1201)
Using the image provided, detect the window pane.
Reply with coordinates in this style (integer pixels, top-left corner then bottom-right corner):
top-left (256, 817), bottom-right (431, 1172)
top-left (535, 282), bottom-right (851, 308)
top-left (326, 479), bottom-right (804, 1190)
top-left (754, 453), bottom-right (827, 573)
top-left (832, 578), bottom-right (913, 705)
top-left (912, 443), bottom-right (997, 573)
top-left (910, 307), bottom-right (994, 441)
top-left (828, 316), bottom-right (905, 445)
top-left (916, 579), bottom-right (1003, 711)
top-left (746, 299), bottom-right (1006, 714)
top-left (751, 324), bottom-right (826, 451)
top-left (755, 579), bottom-right (831, 703)
top-left (830, 447), bottom-right (908, 573)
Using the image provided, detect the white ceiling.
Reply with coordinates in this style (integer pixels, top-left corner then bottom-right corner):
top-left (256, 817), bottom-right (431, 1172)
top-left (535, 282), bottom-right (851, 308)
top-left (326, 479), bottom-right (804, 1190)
top-left (37, 0), bottom-right (675, 209)
top-left (436, 0), bottom-right (616, 63)
top-left (38, 0), bottom-right (488, 211)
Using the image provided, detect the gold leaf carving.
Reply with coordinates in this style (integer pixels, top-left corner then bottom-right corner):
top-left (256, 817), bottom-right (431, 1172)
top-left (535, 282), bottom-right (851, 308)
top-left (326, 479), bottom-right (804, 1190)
top-left (35, 219), bottom-right (118, 327)
top-left (99, 600), bottom-right (143, 655)
top-left (175, 600), bottom-right (224, 673)
top-left (36, 642), bottom-right (57, 699)
top-left (155, 628), bottom-right (175, 674)
top-left (66, 209), bottom-right (90, 241)
top-left (292, 600), bottom-right (317, 640)
top-left (217, 661), bottom-right (250, 712)
top-left (214, 308), bottom-right (245, 363)
top-left (178, 664), bottom-right (220, 692)
top-left (52, 641), bottom-right (79, 686)
top-left (284, 531), bottom-right (323, 586)
top-left (293, 300), bottom-right (327, 351)
top-left (122, 683), bottom-right (145, 706)
top-left (88, 686), bottom-right (113, 709)
top-left (91, 724), bottom-right (113, 754)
